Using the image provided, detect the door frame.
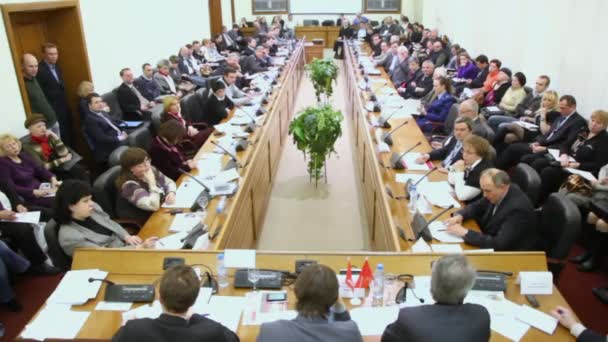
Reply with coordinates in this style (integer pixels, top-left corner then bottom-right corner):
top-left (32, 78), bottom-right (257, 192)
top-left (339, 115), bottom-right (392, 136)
top-left (1, 0), bottom-right (92, 115)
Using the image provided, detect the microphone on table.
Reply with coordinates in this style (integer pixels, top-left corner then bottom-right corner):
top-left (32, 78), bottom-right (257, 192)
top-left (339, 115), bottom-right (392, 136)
top-left (211, 141), bottom-right (244, 169)
top-left (389, 141), bottom-right (422, 169)
top-left (404, 166), bottom-right (438, 199)
top-left (416, 205), bottom-right (455, 242)
top-left (178, 168), bottom-right (212, 211)
top-left (381, 120), bottom-right (408, 146)
top-left (377, 104), bottom-right (404, 129)
top-left (88, 278), bottom-right (115, 286)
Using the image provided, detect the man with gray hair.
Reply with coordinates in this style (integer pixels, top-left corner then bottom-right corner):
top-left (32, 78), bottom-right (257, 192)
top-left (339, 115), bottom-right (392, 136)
top-left (445, 168), bottom-right (539, 250)
top-left (458, 99), bottom-right (494, 140)
top-left (381, 254), bottom-right (490, 342)
top-left (388, 46), bottom-right (410, 86)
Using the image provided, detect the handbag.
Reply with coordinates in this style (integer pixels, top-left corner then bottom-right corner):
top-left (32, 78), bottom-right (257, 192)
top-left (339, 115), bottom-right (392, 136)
top-left (559, 174), bottom-right (593, 197)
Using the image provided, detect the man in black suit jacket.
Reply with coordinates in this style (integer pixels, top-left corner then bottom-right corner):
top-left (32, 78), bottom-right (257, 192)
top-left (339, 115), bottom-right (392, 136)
top-left (116, 68), bottom-right (155, 121)
top-left (497, 95), bottom-right (587, 170)
top-left (112, 265), bottom-right (238, 342)
top-left (36, 43), bottom-right (73, 146)
top-left (84, 93), bottom-right (128, 163)
top-left (417, 117), bottom-right (473, 170)
top-left (402, 59), bottom-right (434, 99)
top-left (241, 37), bottom-right (257, 56)
top-left (446, 168), bottom-right (539, 251)
top-left (467, 54), bottom-right (489, 89)
top-left (382, 255), bottom-right (490, 342)
top-left (241, 47), bottom-right (269, 75)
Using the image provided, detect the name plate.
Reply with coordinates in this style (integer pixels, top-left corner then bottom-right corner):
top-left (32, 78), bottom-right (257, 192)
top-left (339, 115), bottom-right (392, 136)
top-left (517, 271), bottom-right (553, 295)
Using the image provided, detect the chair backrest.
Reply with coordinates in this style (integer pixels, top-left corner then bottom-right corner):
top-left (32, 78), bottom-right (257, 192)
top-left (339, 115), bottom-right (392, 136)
top-left (510, 163), bottom-right (541, 206)
top-left (108, 145), bottom-right (129, 167)
top-left (487, 145), bottom-right (497, 162)
top-left (44, 219), bottom-right (72, 271)
top-left (539, 193), bottom-right (581, 259)
top-left (524, 86), bottom-right (533, 95)
top-left (444, 103), bottom-right (460, 135)
top-left (370, 20), bottom-right (380, 27)
top-left (128, 126), bottom-right (153, 151)
top-left (92, 166), bottom-right (121, 218)
top-left (180, 94), bottom-right (195, 121)
top-left (102, 89), bottom-right (123, 121)
top-left (150, 102), bottom-right (165, 134)
top-left (322, 20), bottom-right (334, 26)
top-left (303, 20), bottom-right (316, 26)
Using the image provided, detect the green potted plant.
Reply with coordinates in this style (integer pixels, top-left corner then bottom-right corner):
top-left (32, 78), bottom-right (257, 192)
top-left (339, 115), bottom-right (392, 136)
top-left (289, 105), bottom-right (343, 186)
top-left (305, 58), bottom-right (338, 103)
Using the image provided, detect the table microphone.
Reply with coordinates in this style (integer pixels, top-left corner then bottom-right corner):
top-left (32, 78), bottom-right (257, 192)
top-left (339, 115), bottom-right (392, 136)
top-left (382, 120), bottom-right (409, 146)
top-left (405, 166), bottom-right (438, 199)
top-left (211, 141), bottom-right (242, 169)
top-left (377, 105), bottom-right (404, 129)
top-left (417, 205), bottom-right (455, 242)
top-left (178, 168), bottom-right (212, 211)
top-left (390, 141), bottom-right (422, 169)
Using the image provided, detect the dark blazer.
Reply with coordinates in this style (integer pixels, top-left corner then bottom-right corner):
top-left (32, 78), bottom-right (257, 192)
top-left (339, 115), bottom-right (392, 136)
top-left (578, 329), bottom-right (606, 342)
top-left (381, 303), bottom-right (490, 342)
top-left (177, 58), bottom-right (194, 76)
top-left (339, 26), bottom-right (354, 39)
top-left (470, 66), bottom-right (489, 89)
top-left (150, 136), bottom-right (189, 181)
top-left (112, 313), bottom-right (239, 342)
top-left (429, 135), bottom-right (461, 165)
top-left (116, 83), bottom-right (142, 120)
top-left (134, 76), bottom-right (161, 101)
top-left (241, 55), bottom-right (268, 74)
top-left (515, 92), bottom-right (543, 118)
top-left (570, 130), bottom-right (608, 176)
top-left (36, 61), bottom-right (71, 119)
top-left (416, 93), bottom-right (457, 132)
top-left (406, 74), bottom-right (433, 99)
top-left (257, 312), bottom-right (362, 342)
top-left (371, 42), bottom-right (382, 57)
top-left (458, 184), bottom-right (539, 251)
top-left (84, 111), bottom-right (126, 162)
top-left (203, 95), bottom-right (234, 126)
top-left (463, 158), bottom-right (494, 203)
top-left (537, 112), bottom-right (587, 154)
top-left (241, 46), bottom-right (256, 57)
top-left (389, 58), bottom-right (409, 87)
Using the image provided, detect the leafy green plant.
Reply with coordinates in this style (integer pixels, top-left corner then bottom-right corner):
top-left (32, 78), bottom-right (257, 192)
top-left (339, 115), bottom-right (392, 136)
top-left (289, 105), bottom-right (343, 186)
top-left (305, 58), bottom-right (338, 102)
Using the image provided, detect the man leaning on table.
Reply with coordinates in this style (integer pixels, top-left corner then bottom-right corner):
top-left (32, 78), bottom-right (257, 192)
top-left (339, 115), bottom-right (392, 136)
top-left (112, 265), bottom-right (239, 342)
top-left (444, 168), bottom-right (539, 251)
top-left (381, 254), bottom-right (490, 342)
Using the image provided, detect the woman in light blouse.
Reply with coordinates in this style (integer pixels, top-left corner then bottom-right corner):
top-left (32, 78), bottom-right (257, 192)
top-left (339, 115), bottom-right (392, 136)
top-left (498, 72), bottom-right (527, 115)
top-left (448, 135), bottom-right (494, 203)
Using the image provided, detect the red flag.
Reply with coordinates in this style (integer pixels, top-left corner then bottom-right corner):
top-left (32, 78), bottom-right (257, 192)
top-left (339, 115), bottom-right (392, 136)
top-left (355, 258), bottom-right (373, 289)
top-left (345, 258), bottom-right (355, 290)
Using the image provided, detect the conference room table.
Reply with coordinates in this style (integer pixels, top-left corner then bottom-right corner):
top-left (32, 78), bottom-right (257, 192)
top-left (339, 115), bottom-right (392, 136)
top-left (342, 40), bottom-right (486, 252)
top-left (18, 249), bottom-right (577, 341)
top-left (135, 40), bottom-right (305, 250)
top-left (241, 26), bottom-right (340, 49)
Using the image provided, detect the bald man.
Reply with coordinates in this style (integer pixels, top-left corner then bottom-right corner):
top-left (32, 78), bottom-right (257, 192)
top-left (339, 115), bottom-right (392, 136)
top-left (22, 53), bottom-right (60, 136)
top-left (458, 99), bottom-right (493, 140)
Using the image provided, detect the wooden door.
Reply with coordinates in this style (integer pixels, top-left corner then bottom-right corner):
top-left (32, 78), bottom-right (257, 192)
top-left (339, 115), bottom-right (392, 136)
top-left (208, 0), bottom-right (223, 35)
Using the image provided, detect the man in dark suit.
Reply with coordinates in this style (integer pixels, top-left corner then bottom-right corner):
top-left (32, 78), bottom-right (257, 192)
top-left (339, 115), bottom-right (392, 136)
top-left (84, 93), bottom-right (128, 164)
top-left (36, 43), bottom-right (73, 146)
top-left (382, 254), bottom-right (490, 342)
top-left (116, 68), bottom-right (155, 121)
top-left (134, 63), bottom-right (161, 102)
top-left (241, 46), bottom-right (269, 75)
top-left (467, 54), bottom-right (489, 89)
top-left (112, 265), bottom-right (238, 342)
top-left (417, 117), bottom-right (473, 171)
top-left (446, 168), bottom-right (539, 251)
top-left (458, 99), bottom-right (494, 141)
top-left (551, 306), bottom-right (607, 342)
top-left (402, 59), bottom-right (434, 99)
top-left (241, 37), bottom-right (257, 56)
top-left (388, 46), bottom-right (410, 86)
top-left (497, 95), bottom-right (587, 170)
top-left (371, 34), bottom-right (382, 57)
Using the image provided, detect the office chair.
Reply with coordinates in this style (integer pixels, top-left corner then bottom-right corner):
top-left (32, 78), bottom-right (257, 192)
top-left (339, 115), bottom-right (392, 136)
top-left (510, 163), bottom-right (542, 207)
top-left (107, 145), bottom-right (129, 167)
top-left (127, 125), bottom-right (153, 151)
top-left (102, 90), bottom-right (124, 121)
top-left (44, 220), bottom-right (72, 271)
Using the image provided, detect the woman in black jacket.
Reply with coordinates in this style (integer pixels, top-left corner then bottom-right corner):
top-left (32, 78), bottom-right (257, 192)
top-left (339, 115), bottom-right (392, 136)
top-left (333, 19), bottom-right (354, 59)
top-left (203, 80), bottom-right (234, 126)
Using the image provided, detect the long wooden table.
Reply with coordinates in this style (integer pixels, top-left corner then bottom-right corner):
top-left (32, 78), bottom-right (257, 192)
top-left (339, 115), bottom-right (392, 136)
top-left (241, 26), bottom-right (340, 49)
top-left (342, 42), bottom-right (485, 252)
top-left (18, 249), bottom-right (576, 341)
top-left (135, 42), bottom-right (305, 249)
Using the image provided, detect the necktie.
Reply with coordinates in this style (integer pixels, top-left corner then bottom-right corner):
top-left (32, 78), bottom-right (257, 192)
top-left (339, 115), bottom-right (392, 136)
top-left (224, 33), bottom-right (234, 46)
top-left (546, 115), bottom-right (568, 140)
top-left (443, 141), bottom-right (462, 167)
top-left (49, 64), bottom-right (59, 82)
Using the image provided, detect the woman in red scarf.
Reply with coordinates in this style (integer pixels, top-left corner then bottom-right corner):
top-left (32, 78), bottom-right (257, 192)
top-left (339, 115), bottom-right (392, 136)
top-left (150, 120), bottom-right (197, 181)
top-left (22, 114), bottom-right (88, 181)
top-left (160, 96), bottom-right (211, 150)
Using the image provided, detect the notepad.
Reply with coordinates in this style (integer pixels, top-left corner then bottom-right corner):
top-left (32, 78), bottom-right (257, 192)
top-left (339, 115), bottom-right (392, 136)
top-left (169, 212), bottom-right (205, 232)
top-left (350, 306), bottom-right (400, 335)
top-left (21, 304), bottom-right (90, 340)
top-left (516, 305), bottom-right (558, 335)
top-left (0, 211), bottom-right (41, 224)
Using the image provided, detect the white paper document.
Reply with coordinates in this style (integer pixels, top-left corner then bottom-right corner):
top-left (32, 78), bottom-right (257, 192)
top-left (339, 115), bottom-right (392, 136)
top-left (21, 304), bottom-right (90, 340)
top-left (419, 181), bottom-right (461, 209)
top-left (428, 221), bottom-right (465, 243)
top-left (350, 306), bottom-right (399, 335)
top-left (410, 238), bottom-right (431, 253)
top-left (0, 211), bottom-right (41, 224)
top-left (400, 152), bottom-right (432, 171)
top-left (169, 212), bottom-right (205, 232)
top-left (465, 249), bottom-right (495, 254)
top-left (516, 304), bottom-right (558, 335)
top-left (95, 301), bottom-right (133, 311)
top-left (548, 149), bottom-right (576, 162)
top-left (431, 243), bottom-right (463, 253)
top-left (565, 168), bottom-right (598, 182)
top-left (192, 295), bottom-right (246, 332)
top-left (395, 173), bottom-right (428, 186)
top-left (517, 272), bottom-right (553, 295)
top-left (156, 231), bottom-right (188, 250)
top-left (224, 249), bottom-right (256, 268)
top-left (122, 300), bottom-right (162, 323)
top-left (47, 269), bottom-right (108, 305)
top-left (465, 293), bottom-right (530, 342)
top-left (163, 179), bottom-right (205, 208)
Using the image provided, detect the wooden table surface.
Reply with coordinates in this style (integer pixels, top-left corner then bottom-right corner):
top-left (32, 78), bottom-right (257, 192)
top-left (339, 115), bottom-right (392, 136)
top-left (16, 249), bottom-right (575, 341)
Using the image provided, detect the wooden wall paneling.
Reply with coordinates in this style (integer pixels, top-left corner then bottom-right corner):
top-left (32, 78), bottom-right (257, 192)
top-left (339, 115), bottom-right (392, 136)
top-left (208, 0), bottom-right (223, 35)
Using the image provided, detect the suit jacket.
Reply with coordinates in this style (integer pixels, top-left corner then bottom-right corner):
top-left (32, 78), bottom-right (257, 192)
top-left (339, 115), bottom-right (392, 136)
top-left (134, 76), bottom-right (161, 101)
top-left (153, 72), bottom-right (177, 95)
top-left (338, 26), bottom-right (354, 39)
top-left (406, 73), bottom-right (433, 99)
top-left (84, 110), bottom-right (126, 162)
top-left (571, 130), bottom-right (608, 176)
top-left (242, 46), bottom-right (256, 56)
top-left (515, 92), bottom-right (543, 118)
top-left (381, 53), bottom-right (396, 72)
top-left (389, 58), bottom-right (409, 87)
top-left (58, 204), bottom-right (129, 256)
top-left (257, 312), bottom-right (362, 342)
top-left (470, 66), bottom-right (489, 89)
top-left (472, 117), bottom-right (494, 141)
top-left (112, 313), bottom-right (239, 342)
top-left (463, 158), bottom-right (494, 203)
top-left (577, 329), bottom-right (607, 342)
top-left (203, 95), bottom-right (234, 126)
top-left (241, 55), bottom-right (268, 74)
top-left (416, 93), bottom-right (457, 132)
top-left (381, 303), bottom-right (490, 342)
top-left (116, 83), bottom-right (142, 120)
top-left (458, 184), bottom-right (539, 251)
top-left (538, 112), bottom-right (587, 154)
top-left (36, 61), bottom-right (72, 119)
top-left (429, 135), bottom-right (461, 165)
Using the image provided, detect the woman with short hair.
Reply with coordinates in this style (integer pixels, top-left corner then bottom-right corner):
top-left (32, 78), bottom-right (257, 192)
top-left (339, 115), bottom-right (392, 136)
top-left (448, 135), bottom-right (494, 203)
top-left (498, 71), bottom-right (527, 115)
top-left (204, 80), bottom-right (234, 126)
top-left (54, 180), bottom-right (157, 256)
top-left (416, 76), bottom-right (457, 132)
top-left (150, 121), bottom-right (197, 181)
top-left (455, 51), bottom-right (479, 81)
top-left (257, 264), bottom-right (362, 342)
top-left (161, 96), bottom-right (210, 149)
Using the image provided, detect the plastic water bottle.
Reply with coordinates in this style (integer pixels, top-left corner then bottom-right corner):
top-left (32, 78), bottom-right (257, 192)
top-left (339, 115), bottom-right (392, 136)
top-left (216, 196), bottom-right (227, 215)
top-left (373, 264), bottom-right (385, 307)
top-left (408, 184), bottom-right (418, 214)
top-left (216, 253), bottom-right (229, 288)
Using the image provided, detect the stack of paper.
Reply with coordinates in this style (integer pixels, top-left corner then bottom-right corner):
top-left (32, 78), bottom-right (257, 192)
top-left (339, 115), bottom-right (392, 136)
top-left (47, 269), bottom-right (108, 305)
top-left (398, 153), bottom-right (432, 171)
top-left (419, 181), bottom-right (461, 208)
top-left (122, 300), bottom-right (162, 323)
top-left (428, 221), bottom-right (464, 243)
top-left (197, 153), bottom-right (223, 178)
top-left (0, 211), bottom-right (41, 223)
top-left (395, 173), bottom-right (428, 186)
top-left (192, 295), bottom-right (246, 332)
top-left (156, 231), bottom-right (188, 250)
top-left (162, 178), bottom-right (205, 208)
top-left (21, 304), bottom-right (90, 340)
top-left (169, 212), bottom-right (205, 232)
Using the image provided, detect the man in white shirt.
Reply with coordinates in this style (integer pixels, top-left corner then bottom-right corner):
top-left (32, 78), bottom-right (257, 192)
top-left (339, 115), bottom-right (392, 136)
top-left (283, 14), bottom-right (295, 39)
